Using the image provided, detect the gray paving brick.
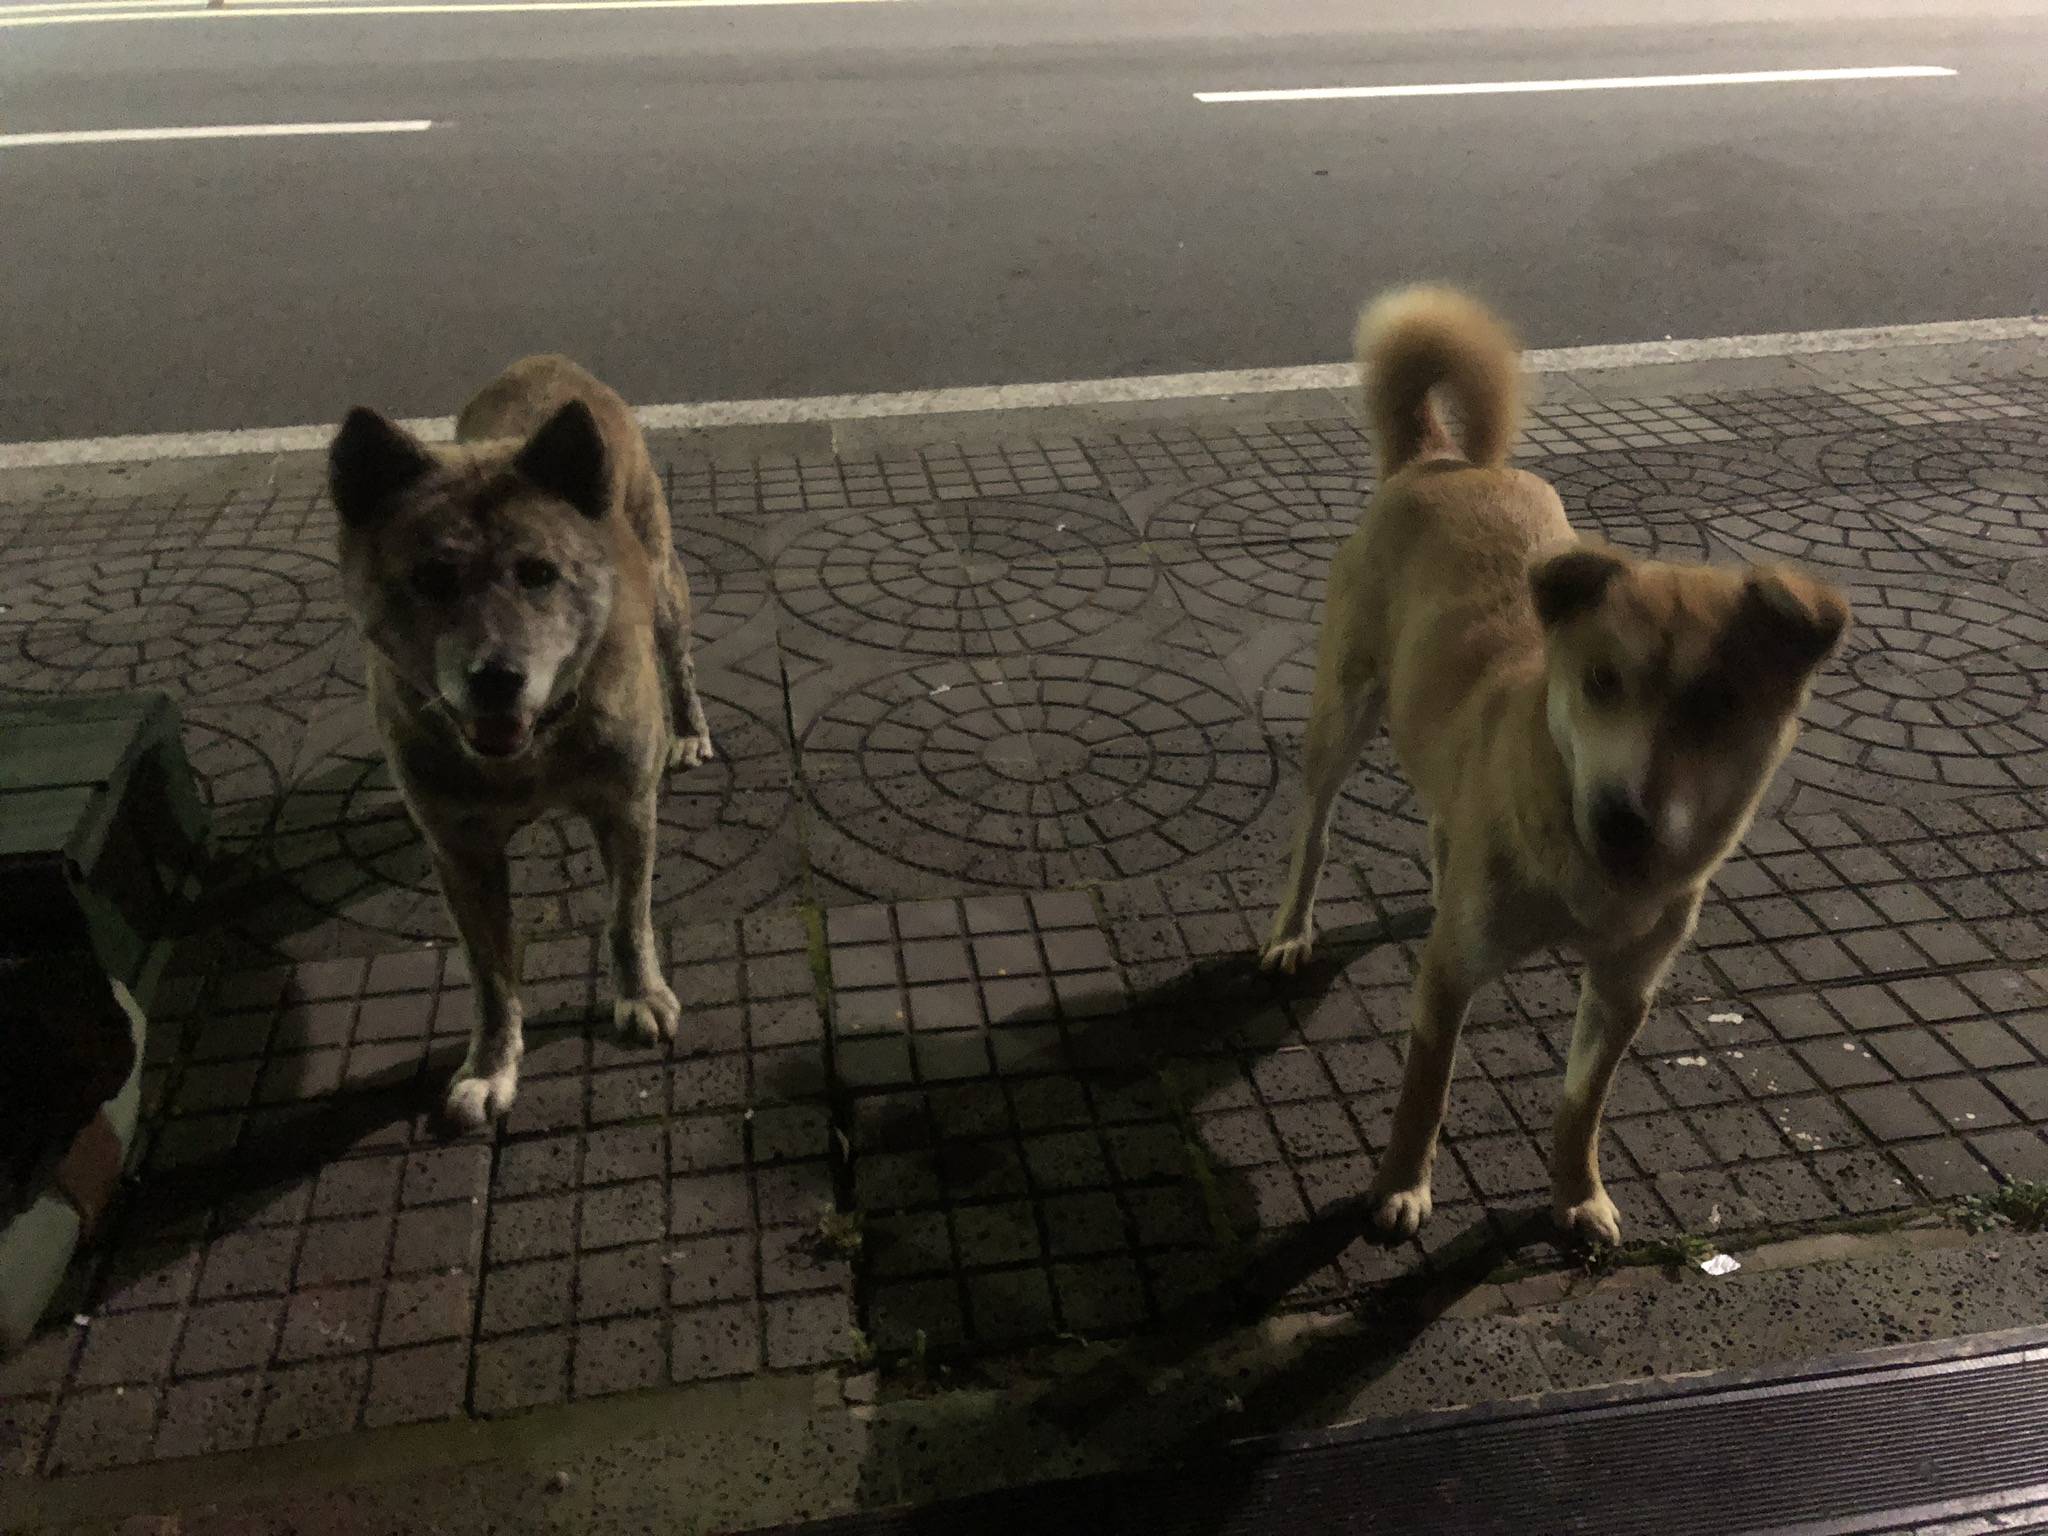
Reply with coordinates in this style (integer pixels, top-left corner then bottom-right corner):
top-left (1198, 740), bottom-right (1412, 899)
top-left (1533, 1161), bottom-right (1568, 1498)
top-left (1970, 1127), bottom-right (2048, 1183)
top-left (258, 1357), bottom-right (368, 1445)
top-left (72, 1307), bottom-right (181, 1389)
top-left (572, 1318), bottom-right (665, 1398)
top-left (670, 1303), bottom-right (762, 1381)
top-left (196, 1228), bottom-right (297, 1299)
top-left (870, 1278), bottom-right (965, 1352)
top-left (46, 1386), bottom-right (161, 1473)
top-left (390, 1202), bottom-right (485, 1275)
top-left (579, 1181), bottom-right (667, 1250)
top-left (364, 1341), bottom-right (470, 1428)
top-left (155, 1373), bottom-right (264, 1460)
top-left (666, 1233), bottom-right (755, 1306)
top-left (378, 1272), bottom-right (474, 1348)
top-left (765, 1293), bottom-right (855, 1368)
top-left (1893, 1139), bottom-right (1999, 1198)
top-left (473, 1332), bottom-right (569, 1414)
top-left (278, 1284), bottom-right (380, 1362)
top-left (1939, 1020), bottom-right (2033, 1070)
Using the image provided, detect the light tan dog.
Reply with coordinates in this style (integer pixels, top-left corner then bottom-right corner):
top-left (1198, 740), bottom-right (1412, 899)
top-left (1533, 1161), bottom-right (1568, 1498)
top-left (330, 357), bottom-right (714, 1130)
top-left (1260, 289), bottom-right (1849, 1246)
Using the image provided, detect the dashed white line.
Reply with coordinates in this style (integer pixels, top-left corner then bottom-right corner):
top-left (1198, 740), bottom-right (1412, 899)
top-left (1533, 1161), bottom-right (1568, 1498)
top-left (0, 0), bottom-right (202, 11)
top-left (0, 0), bottom-right (899, 24)
top-left (1196, 65), bottom-right (1957, 104)
top-left (0, 120), bottom-right (432, 146)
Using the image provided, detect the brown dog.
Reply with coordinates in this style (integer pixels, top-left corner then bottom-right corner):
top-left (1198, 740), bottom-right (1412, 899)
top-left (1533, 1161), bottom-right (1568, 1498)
top-left (330, 357), bottom-right (713, 1130)
top-left (1261, 289), bottom-right (1849, 1245)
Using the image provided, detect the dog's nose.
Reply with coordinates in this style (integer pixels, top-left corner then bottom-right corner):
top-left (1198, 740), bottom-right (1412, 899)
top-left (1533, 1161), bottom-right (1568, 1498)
top-left (1591, 789), bottom-right (1653, 860)
top-left (468, 662), bottom-right (526, 713)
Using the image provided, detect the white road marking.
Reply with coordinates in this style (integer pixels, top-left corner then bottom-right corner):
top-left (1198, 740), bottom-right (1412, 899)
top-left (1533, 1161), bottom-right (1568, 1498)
top-left (3, 313), bottom-right (2044, 470)
top-left (0, 0), bottom-right (201, 11)
top-left (1196, 65), bottom-right (1957, 104)
top-left (2, 0), bottom-right (898, 24)
top-left (0, 121), bottom-right (431, 146)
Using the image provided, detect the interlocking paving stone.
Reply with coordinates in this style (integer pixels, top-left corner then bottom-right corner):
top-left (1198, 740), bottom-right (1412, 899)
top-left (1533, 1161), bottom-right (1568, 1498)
top-left (9, 371), bottom-right (2048, 1471)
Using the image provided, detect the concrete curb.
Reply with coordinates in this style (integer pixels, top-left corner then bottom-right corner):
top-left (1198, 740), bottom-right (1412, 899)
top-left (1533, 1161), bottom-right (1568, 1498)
top-left (2, 315), bottom-right (2043, 473)
top-left (8, 1228), bottom-right (2045, 1534)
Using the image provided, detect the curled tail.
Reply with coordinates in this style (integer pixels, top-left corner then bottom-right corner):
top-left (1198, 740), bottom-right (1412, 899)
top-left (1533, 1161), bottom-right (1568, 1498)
top-left (1355, 285), bottom-right (1521, 480)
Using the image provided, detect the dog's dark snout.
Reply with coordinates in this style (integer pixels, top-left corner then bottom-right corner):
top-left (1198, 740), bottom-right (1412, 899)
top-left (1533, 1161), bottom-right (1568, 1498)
top-left (1591, 789), bottom-right (1652, 858)
top-left (468, 662), bottom-right (526, 713)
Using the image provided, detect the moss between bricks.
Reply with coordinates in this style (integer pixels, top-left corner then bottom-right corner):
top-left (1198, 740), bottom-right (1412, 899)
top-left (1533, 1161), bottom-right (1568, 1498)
top-left (1956, 1180), bottom-right (2048, 1235)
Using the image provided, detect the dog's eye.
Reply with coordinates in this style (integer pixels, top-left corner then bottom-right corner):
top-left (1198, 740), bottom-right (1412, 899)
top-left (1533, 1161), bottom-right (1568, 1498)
top-left (1583, 664), bottom-right (1622, 707)
top-left (1676, 678), bottom-right (1738, 737)
top-left (515, 559), bottom-right (561, 592)
top-left (411, 560), bottom-right (459, 602)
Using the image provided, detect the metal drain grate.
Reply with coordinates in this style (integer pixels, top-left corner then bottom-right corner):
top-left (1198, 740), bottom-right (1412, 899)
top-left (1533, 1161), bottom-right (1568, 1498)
top-left (754, 1330), bottom-right (2048, 1535)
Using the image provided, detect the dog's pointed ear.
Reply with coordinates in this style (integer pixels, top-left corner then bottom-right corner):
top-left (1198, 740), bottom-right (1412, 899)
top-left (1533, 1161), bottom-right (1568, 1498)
top-left (514, 400), bottom-right (610, 521)
top-left (1530, 544), bottom-right (1628, 627)
top-left (330, 408), bottom-right (435, 528)
top-left (1737, 567), bottom-right (1850, 675)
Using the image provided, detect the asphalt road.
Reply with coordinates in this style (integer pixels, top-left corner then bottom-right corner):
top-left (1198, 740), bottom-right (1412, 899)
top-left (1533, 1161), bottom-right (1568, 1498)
top-left (3, 0), bottom-right (2046, 441)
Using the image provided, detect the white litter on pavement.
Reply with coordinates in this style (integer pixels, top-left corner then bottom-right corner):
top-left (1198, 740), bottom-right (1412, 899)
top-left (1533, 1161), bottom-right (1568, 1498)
top-left (1699, 1253), bottom-right (1742, 1276)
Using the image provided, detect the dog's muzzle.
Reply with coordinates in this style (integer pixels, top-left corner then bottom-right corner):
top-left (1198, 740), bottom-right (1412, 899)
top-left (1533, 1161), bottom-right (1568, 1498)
top-left (1590, 789), bottom-right (1655, 870)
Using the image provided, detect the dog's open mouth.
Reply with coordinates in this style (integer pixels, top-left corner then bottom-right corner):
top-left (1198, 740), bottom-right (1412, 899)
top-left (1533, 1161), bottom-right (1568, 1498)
top-left (465, 716), bottom-right (531, 758)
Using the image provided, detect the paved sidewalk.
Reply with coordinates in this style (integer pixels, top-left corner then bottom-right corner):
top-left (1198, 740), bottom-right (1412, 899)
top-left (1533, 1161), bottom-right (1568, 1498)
top-left (3, 341), bottom-right (2048, 1519)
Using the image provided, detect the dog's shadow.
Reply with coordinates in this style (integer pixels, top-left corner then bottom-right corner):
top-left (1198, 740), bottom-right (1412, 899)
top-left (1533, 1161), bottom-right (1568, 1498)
top-left (181, 756), bottom-right (439, 953)
top-left (779, 904), bottom-right (1553, 1453)
top-left (840, 908), bottom-right (1566, 1529)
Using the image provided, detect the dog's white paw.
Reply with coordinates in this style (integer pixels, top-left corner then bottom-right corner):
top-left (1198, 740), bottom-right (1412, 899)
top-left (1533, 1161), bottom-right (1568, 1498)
top-left (1555, 1189), bottom-right (1623, 1249)
top-left (444, 1067), bottom-right (517, 1131)
top-left (1259, 929), bottom-right (1316, 975)
top-left (614, 978), bottom-right (681, 1047)
top-left (1370, 1181), bottom-right (1433, 1238)
top-left (669, 732), bottom-right (716, 771)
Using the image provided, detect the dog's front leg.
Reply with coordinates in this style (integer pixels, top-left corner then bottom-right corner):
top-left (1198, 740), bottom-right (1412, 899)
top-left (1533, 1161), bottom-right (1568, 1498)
top-left (1550, 901), bottom-right (1696, 1246)
top-left (1549, 972), bottom-right (1655, 1248)
top-left (433, 832), bottom-right (525, 1131)
top-left (592, 794), bottom-right (680, 1046)
top-left (1368, 934), bottom-right (1478, 1237)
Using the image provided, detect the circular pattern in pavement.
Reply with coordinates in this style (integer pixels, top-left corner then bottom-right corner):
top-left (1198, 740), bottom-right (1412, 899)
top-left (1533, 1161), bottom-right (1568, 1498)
top-left (0, 544), bottom-right (346, 698)
top-left (1142, 475), bottom-right (1365, 624)
top-left (1537, 446), bottom-right (1815, 562)
top-left (1709, 490), bottom-right (1951, 575)
top-left (773, 496), bottom-right (1152, 652)
top-left (181, 713), bottom-right (289, 846)
top-left (1816, 425), bottom-right (2048, 559)
top-left (1797, 580), bottom-right (2048, 791)
top-left (1257, 640), bottom-right (1423, 828)
top-left (801, 654), bottom-right (1276, 885)
top-left (674, 523), bottom-right (771, 648)
top-left (255, 688), bottom-right (793, 946)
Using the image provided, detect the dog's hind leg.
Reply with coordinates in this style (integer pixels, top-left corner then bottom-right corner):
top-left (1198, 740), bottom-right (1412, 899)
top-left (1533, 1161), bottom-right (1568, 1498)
top-left (655, 552), bottom-right (715, 771)
top-left (1260, 656), bottom-right (1383, 975)
top-left (592, 792), bottom-right (681, 1047)
top-left (433, 831), bottom-right (526, 1132)
top-left (1551, 898), bottom-right (1698, 1247)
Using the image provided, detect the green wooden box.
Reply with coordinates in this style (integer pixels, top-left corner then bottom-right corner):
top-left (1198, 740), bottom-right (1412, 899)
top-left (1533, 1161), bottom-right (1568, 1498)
top-left (0, 692), bottom-right (209, 989)
top-left (1, 692), bottom-right (209, 1351)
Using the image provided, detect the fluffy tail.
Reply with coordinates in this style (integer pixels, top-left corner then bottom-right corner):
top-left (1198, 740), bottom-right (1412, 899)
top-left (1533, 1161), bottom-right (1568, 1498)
top-left (1355, 285), bottom-right (1521, 479)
